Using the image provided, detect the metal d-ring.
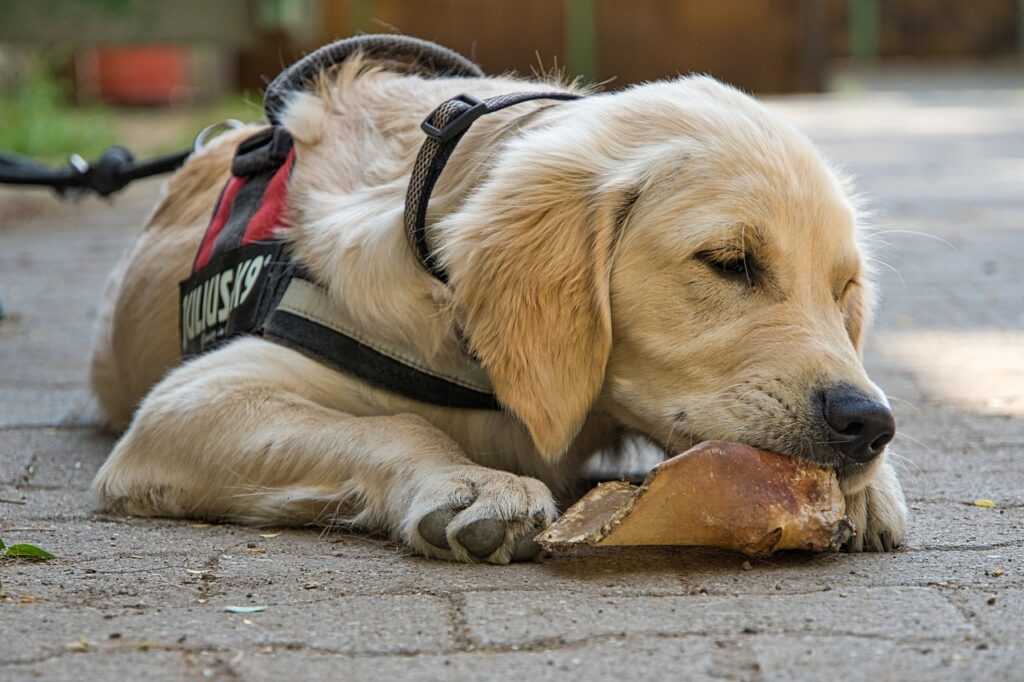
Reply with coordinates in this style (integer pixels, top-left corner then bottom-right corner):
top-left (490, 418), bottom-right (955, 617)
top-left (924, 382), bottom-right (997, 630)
top-left (193, 119), bottom-right (246, 153)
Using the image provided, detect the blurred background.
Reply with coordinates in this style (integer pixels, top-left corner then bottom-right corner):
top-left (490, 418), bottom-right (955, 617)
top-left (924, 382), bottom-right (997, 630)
top-left (0, 0), bottom-right (1022, 162)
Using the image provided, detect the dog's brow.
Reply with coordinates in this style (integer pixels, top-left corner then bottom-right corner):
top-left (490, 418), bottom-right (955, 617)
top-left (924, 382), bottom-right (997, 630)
top-left (704, 224), bottom-right (766, 253)
top-left (739, 224), bottom-right (768, 248)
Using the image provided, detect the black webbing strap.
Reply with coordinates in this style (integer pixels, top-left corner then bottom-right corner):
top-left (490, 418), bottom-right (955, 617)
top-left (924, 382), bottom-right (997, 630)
top-left (404, 91), bottom-right (582, 283)
top-left (263, 277), bottom-right (502, 410)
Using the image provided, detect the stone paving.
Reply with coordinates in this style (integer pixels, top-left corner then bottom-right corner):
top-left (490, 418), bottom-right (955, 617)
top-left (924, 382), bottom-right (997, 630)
top-left (1, 73), bottom-right (1022, 680)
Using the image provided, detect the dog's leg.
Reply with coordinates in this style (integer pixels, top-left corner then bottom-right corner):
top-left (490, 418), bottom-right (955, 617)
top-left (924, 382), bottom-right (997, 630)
top-left (92, 339), bottom-right (557, 564)
top-left (844, 458), bottom-right (907, 552)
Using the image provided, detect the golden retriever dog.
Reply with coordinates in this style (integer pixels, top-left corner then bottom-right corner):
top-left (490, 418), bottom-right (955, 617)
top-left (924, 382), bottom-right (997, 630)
top-left (89, 57), bottom-right (906, 563)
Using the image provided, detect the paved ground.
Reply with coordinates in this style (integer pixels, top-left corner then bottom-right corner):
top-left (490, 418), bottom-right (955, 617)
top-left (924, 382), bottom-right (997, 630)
top-left (1, 71), bottom-right (1023, 681)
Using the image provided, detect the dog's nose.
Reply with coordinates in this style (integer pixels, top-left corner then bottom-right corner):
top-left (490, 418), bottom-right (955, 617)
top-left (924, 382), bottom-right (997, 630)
top-left (821, 385), bottom-right (895, 463)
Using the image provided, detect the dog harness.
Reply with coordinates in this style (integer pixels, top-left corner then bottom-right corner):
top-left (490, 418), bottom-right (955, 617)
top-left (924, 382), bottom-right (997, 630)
top-left (179, 90), bottom-right (580, 410)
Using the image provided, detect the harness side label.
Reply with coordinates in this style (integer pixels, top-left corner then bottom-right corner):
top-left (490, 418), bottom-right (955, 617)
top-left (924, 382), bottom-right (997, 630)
top-left (178, 243), bottom-right (285, 357)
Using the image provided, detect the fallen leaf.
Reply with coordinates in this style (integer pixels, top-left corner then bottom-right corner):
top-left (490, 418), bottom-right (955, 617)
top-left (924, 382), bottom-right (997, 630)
top-left (974, 499), bottom-right (996, 509)
top-left (65, 639), bottom-right (90, 653)
top-left (224, 605), bottom-right (267, 614)
top-left (191, 523), bottom-right (211, 528)
top-left (4, 544), bottom-right (55, 560)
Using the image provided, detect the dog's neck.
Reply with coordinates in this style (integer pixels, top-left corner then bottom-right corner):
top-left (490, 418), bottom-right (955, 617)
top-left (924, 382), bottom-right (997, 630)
top-left (283, 98), bottom-right (569, 373)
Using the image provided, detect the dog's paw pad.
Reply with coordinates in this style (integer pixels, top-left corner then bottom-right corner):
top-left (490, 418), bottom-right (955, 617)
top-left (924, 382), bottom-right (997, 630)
top-left (511, 533), bottom-right (542, 562)
top-left (457, 518), bottom-right (507, 558)
top-left (418, 508), bottom-right (459, 550)
top-left (404, 467), bottom-right (557, 564)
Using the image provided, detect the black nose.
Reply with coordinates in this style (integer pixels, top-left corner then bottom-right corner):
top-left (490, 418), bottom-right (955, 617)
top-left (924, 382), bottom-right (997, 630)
top-left (821, 385), bottom-right (895, 463)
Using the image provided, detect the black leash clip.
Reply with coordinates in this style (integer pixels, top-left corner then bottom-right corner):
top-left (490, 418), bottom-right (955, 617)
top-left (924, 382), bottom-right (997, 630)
top-left (63, 146), bottom-right (136, 199)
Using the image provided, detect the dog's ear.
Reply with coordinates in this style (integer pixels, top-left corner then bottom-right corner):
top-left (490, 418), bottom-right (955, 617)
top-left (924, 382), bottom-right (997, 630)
top-left (445, 159), bottom-right (618, 460)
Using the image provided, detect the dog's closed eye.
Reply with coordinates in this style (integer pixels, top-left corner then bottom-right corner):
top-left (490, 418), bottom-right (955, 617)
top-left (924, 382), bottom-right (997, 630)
top-left (695, 249), bottom-right (758, 286)
top-left (836, 277), bottom-right (858, 302)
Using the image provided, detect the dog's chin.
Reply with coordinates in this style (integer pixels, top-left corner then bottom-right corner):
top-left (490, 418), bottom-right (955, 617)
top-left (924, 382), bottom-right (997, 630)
top-left (837, 455), bottom-right (884, 495)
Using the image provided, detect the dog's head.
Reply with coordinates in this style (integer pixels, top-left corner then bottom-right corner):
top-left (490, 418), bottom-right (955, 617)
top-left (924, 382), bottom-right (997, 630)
top-left (444, 76), bottom-right (892, 492)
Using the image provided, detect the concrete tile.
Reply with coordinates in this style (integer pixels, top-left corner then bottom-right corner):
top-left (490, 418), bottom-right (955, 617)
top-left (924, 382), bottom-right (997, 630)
top-left (907, 501), bottom-right (1024, 549)
top-left (0, 651), bottom-right (193, 682)
top-left (0, 486), bottom-right (95, 521)
top-left (0, 427), bottom-right (113, 489)
top-left (232, 637), bottom-right (721, 682)
top-left (957, 588), bottom-right (1024, 645)
top-left (0, 389), bottom-right (100, 429)
top-left (0, 594), bottom-right (452, 664)
top-left (753, 635), bottom-right (1023, 682)
top-left (461, 587), bottom-right (973, 647)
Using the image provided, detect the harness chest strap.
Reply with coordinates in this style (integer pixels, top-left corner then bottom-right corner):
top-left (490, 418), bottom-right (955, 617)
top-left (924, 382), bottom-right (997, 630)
top-left (180, 90), bottom-right (581, 411)
top-left (264, 277), bottom-right (500, 410)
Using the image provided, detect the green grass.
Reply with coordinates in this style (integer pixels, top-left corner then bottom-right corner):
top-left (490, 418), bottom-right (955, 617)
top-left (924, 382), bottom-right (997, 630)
top-left (0, 66), bottom-right (117, 164)
top-left (0, 65), bottom-right (264, 166)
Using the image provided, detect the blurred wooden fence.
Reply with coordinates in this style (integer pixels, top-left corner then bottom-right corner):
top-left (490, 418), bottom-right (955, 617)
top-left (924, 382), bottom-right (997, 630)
top-left (312, 0), bottom-right (1022, 93)
top-left (830, 0), bottom-right (1020, 60)
top-left (318, 0), bottom-right (830, 93)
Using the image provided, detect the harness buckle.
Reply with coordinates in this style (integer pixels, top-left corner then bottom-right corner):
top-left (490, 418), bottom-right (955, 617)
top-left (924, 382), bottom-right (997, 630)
top-left (420, 94), bottom-right (489, 143)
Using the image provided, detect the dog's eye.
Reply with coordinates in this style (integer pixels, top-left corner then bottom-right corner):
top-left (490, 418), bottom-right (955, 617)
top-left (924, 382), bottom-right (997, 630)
top-left (696, 250), bottom-right (755, 284)
top-left (837, 278), bottom-right (857, 302)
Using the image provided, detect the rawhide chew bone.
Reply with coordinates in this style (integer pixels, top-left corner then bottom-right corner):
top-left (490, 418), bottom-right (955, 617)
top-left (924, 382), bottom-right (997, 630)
top-left (537, 441), bottom-right (853, 557)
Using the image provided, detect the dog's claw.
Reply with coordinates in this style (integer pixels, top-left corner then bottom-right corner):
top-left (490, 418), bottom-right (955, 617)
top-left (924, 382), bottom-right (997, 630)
top-left (418, 508), bottom-right (458, 550)
top-left (457, 518), bottom-right (507, 558)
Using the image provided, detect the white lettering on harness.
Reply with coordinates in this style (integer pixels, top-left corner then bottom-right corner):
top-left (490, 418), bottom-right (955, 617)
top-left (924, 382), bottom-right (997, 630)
top-left (180, 254), bottom-right (269, 351)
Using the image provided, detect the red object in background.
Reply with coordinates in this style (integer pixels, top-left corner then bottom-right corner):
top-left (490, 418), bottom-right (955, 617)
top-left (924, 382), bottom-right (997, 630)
top-left (94, 46), bottom-right (190, 105)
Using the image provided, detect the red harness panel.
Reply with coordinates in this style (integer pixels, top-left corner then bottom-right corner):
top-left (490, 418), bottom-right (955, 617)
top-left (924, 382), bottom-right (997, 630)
top-left (193, 149), bottom-right (295, 271)
top-left (179, 128), bottom-right (296, 357)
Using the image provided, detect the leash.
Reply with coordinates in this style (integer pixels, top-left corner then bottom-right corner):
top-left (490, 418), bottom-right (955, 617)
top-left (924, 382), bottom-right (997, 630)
top-left (0, 147), bottom-right (191, 199)
top-left (0, 35), bottom-right (485, 199)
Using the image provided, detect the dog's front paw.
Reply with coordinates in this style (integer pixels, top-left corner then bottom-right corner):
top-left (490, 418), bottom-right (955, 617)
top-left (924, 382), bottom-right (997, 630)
top-left (844, 459), bottom-right (907, 552)
top-left (402, 466), bottom-right (557, 564)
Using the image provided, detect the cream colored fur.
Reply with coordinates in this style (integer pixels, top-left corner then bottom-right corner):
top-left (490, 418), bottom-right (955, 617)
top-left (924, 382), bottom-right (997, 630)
top-left (90, 59), bottom-right (906, 562)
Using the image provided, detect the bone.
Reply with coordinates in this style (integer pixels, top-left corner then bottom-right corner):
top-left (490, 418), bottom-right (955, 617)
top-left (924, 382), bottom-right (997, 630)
top-left (537, 441), bottom-right (853, 557)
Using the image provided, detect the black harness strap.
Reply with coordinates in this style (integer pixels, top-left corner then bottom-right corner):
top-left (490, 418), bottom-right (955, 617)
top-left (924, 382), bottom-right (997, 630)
top-left (404, 91), bottom-right (582, 283)
top-left (263, 278), bottom-right (501, 410)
